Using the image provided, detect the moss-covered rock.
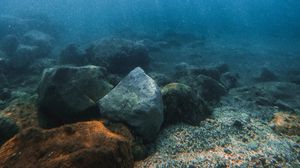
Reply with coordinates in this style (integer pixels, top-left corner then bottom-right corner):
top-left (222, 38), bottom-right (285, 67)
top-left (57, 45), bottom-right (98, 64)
top-left (161, 83), bottom-right (211, 126)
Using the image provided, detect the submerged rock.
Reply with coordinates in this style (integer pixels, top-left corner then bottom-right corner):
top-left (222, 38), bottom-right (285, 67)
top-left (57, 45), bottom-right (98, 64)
top-left (38, 65), bottom-right (113, 127)
top-left (99, 67), bottom-right (163, 142)
top-left (161, 83), bottom-right (210, 126)
top-left (270, 112), bottom-right (300, 136)
top-left (149, 72), bottom-right (172, 87)
top-left (287, 70), bottom-right (300, 85)
top-left (194, 75), bottom-right (227, 103)
top-left (0, 34), bottom-right (19, 56)
top-left (222, 82), bottom-right (300, 120)
top-left (23, 30), bottom-right (54, 57)
top-left (8, 45), bottom-right (39, 70)
top-left (174, 63), bottom-right (229, 81)
top-left (220, 72), bottom-right (239, 89)
top-left (0, 115), bottom-right (19, 145)
top-left (254, 67), bottom-right (278, 82)
top-left (0, 121), bottom-right (133, 168)
top-left (93, 38), bottom-right (150, 74)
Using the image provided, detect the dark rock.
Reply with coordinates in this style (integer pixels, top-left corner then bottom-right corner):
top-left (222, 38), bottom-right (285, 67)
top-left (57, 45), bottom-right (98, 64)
top-left (0, 116), bottom-right (19, 145)
top-left (161, 83), bottom-right (210, 126)
top-left (0, 34), bottom-right (19, 56)
top-left (255, 67), bottom-right (278, 82)
top-left (58, 44), bottom-right (95, 66)
top-left (28, 58), bottom-right (56, 74)
top-left (23, 30), bottom-right (54, 57)
top-left (38, 65), bottom-right (113, 127)
top-left (194, 75), bottom-right (227, 103)
top-left (223, 148), bottom-right (232, 154)
top-left (174, 63), bottom-right (230, 81)
top-left (8, 45), bottom-right (39, 70)
top-left (59, 44), bottom-right (85, 65)
top-left (220, 72), bottom-right (239, 89)
top-left (149, 72), bottom-right (172, 87)
top-left (93, 38), bottom-right (150, 74)
top-left (0, 121), bottom-right (133, 168)
top-left (216, 63), bottom-right (230, 74)
top-left (0, 88), bottom-right (11, 101)
top-left (287, 70), bottom-right (300, 85)
top-left (99, 67), bottom-right (163, 142)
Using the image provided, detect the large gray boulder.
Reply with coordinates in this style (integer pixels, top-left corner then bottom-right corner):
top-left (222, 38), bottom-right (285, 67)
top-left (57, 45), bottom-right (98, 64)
top-left (38, 65), bottom-right (113, 127)
top-left (99, 67), bottom-right (163, 142)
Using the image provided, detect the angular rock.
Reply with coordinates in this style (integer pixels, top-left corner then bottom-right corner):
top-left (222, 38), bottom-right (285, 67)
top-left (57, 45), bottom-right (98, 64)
top-left (161, 83), bottom-right (210, 126)
top-left (99, 67), bottom-right (163, 142)
top-left (93, 38), bottom-right (150, 74)
top-left (38, 65), bottom-right (113, 127)
top-left (0, 121), bottom-right (133, 168)
top-left (0, 115), bottom-right (19, 145)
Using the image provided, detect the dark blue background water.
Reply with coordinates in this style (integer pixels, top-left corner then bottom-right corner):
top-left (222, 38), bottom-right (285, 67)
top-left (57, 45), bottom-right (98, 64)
top-left (1, 0), bottom-right (300, 43)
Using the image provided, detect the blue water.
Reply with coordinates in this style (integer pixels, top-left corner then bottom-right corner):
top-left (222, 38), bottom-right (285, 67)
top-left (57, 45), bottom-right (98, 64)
top-left (1, 0), bottom-right (300, 43)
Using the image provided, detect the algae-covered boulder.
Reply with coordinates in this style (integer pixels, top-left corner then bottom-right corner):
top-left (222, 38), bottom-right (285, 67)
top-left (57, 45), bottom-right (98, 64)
top-left (93, 38), bottom-right (150, 74)
top-left (38, 65), bottom-right (113, 127)
top-left (0, 121), bottom-right (133, 168)
top-left (99, 67), bottom-right (163, 142)
top-left (161, 83), bottom-right (210, 126)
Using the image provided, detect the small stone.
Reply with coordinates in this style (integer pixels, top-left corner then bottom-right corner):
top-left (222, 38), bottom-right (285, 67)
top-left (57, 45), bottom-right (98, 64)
top-left (223, 148), bottom-right (232, 154)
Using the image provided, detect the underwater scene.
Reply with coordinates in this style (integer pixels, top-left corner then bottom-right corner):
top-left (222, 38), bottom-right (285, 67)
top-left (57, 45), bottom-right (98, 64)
top-left (0, 0), bottom-right (300, 167)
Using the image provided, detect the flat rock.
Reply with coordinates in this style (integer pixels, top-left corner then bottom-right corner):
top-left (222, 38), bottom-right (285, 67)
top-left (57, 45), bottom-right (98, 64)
top-left (99, 67), bottom-right (163, 142)
top-left (0, 121), bottom-right (133, 168)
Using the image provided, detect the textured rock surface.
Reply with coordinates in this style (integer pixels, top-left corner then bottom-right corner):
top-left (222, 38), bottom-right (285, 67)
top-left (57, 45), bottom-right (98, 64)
top-left (93, 38), bottom-right (150, 74)
top-left (99, 67), bottom-right (163, 142)
top-left (8, 45), bottom-right (39, 70)
top-left (38, 65), bottom-right (113, 127)
top-left (270, 112), bottom-right (300, 136)
top-left (0, 115), bottom-right (19, 145)
top-left (0, 121), bottom-right (133, 168)
top-left (221, 82), bottom-right (300, 120)
top-left (161, 83), bottom-right (210, 126)
top-left (193, 75), bottom-right (227, 103)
